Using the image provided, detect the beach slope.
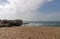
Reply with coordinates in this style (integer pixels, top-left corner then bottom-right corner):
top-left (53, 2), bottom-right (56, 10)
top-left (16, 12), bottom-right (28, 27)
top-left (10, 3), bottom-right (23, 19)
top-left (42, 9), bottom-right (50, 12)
top-left (0, 26), bottom-right (60, 39)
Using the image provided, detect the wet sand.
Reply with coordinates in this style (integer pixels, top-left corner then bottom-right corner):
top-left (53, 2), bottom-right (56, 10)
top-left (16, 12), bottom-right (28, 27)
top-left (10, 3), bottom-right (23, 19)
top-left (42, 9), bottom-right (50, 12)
top-left (0, 26), bottom-right (60, 39)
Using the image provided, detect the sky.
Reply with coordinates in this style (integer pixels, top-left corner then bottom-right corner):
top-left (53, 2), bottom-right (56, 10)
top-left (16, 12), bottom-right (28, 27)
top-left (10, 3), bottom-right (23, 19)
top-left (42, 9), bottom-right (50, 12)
top-left (0, 0), bottom-right (60, 21)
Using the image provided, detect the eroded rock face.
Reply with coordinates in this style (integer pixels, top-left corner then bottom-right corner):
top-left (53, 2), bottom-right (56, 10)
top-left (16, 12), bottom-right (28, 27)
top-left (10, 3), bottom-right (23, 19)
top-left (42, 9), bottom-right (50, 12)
top-left (0, 19), bottom-right (23, 27)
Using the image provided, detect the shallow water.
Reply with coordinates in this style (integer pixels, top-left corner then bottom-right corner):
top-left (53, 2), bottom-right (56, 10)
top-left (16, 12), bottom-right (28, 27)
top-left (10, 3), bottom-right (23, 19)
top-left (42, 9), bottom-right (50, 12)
top-left (23, 21), bottom-right (60, 27)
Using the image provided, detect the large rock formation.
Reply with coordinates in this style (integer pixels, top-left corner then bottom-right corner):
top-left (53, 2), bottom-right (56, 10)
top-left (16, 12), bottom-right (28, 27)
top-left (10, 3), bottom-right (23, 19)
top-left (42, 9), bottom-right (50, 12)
top-left (0, 19), bottom-right (23, 27)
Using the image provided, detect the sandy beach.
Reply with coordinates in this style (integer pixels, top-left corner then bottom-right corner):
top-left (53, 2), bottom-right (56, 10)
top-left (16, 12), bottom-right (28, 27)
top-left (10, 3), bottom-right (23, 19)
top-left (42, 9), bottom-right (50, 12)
top-left (0, 26), bottom-right (60, 39)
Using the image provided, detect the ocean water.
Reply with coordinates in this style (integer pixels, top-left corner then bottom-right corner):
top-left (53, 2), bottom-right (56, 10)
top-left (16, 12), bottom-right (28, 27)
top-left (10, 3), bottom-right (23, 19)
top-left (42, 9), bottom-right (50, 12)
top-left (22, 21), bottom-right (60, 27)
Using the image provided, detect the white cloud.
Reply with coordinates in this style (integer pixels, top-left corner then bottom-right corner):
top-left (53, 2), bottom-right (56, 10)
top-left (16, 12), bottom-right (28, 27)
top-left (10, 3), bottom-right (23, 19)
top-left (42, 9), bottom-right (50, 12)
top-left (44, 13), bottom-right (60, 21)
top-left (0, 0), bottom-right (55, 21)
top-left (47, 0), bottom-right (54, 2)
top-left (33, 12), bottom-right (60, 21)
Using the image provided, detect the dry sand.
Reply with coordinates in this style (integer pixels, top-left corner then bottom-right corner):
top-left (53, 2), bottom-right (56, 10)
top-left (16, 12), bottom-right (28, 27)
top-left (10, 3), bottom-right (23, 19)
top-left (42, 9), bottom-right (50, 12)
top-left (0, 26), bottom-right (60, 39)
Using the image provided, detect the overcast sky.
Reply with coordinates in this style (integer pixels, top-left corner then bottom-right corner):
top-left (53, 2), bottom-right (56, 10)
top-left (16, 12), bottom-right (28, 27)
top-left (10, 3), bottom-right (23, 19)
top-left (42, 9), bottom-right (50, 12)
top-left (0, 0), bottom-right (60, 21)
